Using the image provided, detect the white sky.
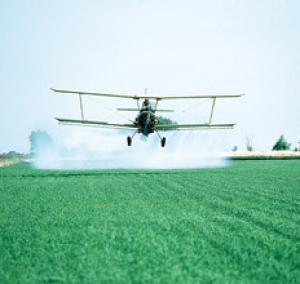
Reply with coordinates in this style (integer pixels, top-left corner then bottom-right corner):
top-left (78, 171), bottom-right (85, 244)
top-left (0, 0), bottom-right (299, 152)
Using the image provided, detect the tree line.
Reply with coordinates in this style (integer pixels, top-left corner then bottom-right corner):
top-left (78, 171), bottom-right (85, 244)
top-left (232, 134), bottom-right (298, 152)
top-left (0, 130), bottom-right (299, 159)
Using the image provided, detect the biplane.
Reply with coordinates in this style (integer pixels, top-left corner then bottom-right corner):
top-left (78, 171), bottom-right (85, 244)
top-left (51, 88), bottom-right (243, 147)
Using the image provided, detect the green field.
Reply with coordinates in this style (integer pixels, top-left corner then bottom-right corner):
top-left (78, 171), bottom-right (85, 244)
top-left (0, 161), bottom-right (299, 283)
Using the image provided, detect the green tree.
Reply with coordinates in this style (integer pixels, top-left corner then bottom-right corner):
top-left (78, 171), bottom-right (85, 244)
top-left (29, 130), bottom-right (53, 157)
top-left (272, 135), bottom-right (291, 151)
top-left (157, 116), bottom-right (177, 125)
top-left (246, 136), bottom-right (254, 151)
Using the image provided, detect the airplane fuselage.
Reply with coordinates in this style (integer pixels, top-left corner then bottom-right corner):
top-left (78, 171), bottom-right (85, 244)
top-left (134, 99), bottom-right (158, 136)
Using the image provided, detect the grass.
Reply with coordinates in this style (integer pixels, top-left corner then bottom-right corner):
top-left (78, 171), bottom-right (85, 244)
top-left (0, 160), bottom-right (299, 283)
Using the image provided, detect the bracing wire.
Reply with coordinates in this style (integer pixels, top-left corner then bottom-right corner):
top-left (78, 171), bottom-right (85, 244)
top-left (167, 98), bottom-right (211, 121)
top-left (96, 103), bottom-right (135, 123)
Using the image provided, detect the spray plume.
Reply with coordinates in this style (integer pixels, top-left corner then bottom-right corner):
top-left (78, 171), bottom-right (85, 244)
top-left (33, 128), bottom-right (228, 169)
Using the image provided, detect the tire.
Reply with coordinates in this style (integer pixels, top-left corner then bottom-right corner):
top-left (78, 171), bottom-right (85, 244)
top-left (161, 137), bottom-right (166, 147)
top-left (127, 136), bottom-right (132, 146)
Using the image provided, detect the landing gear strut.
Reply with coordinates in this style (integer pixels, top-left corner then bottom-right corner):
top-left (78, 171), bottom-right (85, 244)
top-left (127, 131), bottom-right (138, 146)
top-left (161, 137), bottom-right (166, 147)
top-left (156, 131), bottom-right (166, 147)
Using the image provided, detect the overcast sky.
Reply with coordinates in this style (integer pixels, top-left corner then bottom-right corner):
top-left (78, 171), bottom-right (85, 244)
top-left (0, 0), bottom-right (299, 152)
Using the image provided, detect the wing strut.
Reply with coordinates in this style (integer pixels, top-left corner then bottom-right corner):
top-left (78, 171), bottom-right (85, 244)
top-left (209, 97), bottom-right (216, 125)
top-left (136, 99), bottom-right (141, 110)
top-left (78, 94), bottom-right (84, 120)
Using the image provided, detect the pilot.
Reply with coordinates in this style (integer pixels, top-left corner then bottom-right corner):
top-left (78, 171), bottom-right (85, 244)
top-left (141, 99), bottom-right (150, 111)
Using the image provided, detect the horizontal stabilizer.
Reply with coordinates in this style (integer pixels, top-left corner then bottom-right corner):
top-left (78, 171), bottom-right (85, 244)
top-left (154, 109), bottom-right (174, 112)
top-left (117, 108), bottom-right (140, 111)
top-left (117, 108), bottom-right (174, 112)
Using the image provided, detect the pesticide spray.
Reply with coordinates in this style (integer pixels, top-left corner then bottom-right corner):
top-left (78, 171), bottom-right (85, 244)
top-left (33, 127), bottom-right (228, 169)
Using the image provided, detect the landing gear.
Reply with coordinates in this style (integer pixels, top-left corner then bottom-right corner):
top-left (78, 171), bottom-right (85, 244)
top-left (161, 137), bottom-right (166, 147)
top-left (155, 131), bottom-right (166, 147)
top-left (127, 131), bottom-right (138, 146)
top-left (127, 136), bottom-right (132, 146)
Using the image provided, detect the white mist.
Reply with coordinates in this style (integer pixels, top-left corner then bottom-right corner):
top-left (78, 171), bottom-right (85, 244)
top-left (33, 127), bottom-right (228, 169)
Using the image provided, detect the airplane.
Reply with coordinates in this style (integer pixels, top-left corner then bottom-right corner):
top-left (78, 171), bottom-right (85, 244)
top-left (51, 88), bottom-right (243, 147)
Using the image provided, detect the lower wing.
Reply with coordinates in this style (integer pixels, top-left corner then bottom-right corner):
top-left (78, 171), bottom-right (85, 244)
top-left (155, 123), bottom-right (236, 131)
top-left (56, 118), bottom-right (137, 130)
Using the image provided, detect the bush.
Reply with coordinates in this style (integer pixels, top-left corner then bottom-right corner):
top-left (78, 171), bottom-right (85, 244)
top-left (232, 146), bottom-right (238, 152)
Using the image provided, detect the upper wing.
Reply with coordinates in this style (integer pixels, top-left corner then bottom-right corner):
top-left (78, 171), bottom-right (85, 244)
top-left (51, 88), bottom-right (140, 99)
top-left (56, 118), bottom-right (137, 130)
top-left (155, 123), bottom-right (235, 131)
top-left (51, 88), bottom-right (244, 100)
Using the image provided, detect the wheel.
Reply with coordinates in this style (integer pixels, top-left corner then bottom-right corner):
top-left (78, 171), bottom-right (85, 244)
top-left (127, 136), bottom-right (132, 146)
top-left (161, 137), bottom-right (166, 147)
